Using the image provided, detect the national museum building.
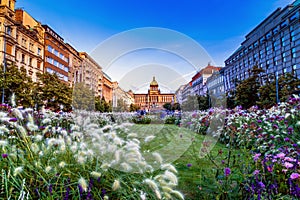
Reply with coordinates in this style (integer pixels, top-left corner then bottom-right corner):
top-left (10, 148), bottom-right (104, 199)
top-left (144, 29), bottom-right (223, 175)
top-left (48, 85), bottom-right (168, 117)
top-left (134, 77), bottom-right (175, 110)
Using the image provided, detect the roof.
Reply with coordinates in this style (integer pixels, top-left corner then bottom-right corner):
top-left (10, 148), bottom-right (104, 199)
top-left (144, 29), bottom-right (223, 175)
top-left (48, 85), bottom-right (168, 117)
top-left (150, 76), bottom-right (158, 86)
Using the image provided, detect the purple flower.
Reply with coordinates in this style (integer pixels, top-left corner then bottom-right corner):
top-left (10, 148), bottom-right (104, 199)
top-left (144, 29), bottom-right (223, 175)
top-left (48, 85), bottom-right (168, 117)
top-left (253, 153), bottom-right (261, 161)
top-left (221, 160), bottom-right (225, 164)
top-left (224, 167), bottom-right (231, 177)
top-left (287, 127), bottom-right (294, 133)
top-left (284, 137), bottom-right (290, 142)
top-left (276, 152), bottom-right (285, 159)
top-left (253, 170), bottom-right (260, 175)
top-left (284, 162), bottom-right (293, 169)
top-left (257, 119), bottom-right (262, 123)
top-left (187, 163), bottom-right (192, 168)
top-left (272, 124), bottom-right (279, 129)
top-left (9, 118), bottom-right (18, 122)
top-left (1, 154), bottom-right (8, 158)
top-left (187, 122), bottom-right (192, 125)
top-left (290, 173), bottom-right (300, 180)
top-left (258, 181), bottom-right (265, 188)
top-left (48, 184), bottom-right (53, 195)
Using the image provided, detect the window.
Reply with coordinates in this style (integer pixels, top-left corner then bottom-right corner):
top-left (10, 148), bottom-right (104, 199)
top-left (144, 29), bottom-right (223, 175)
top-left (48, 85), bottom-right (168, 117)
top-left (289, 12), bottom-right (299, 21)
top-left (282, 52), bottom-right (287, 62)
top-left (6, 26), bottom-right (11, 35)
top-left (47, 45), bottom-right (53, 52)
top-left (281, 20), bottom-right (288, 28)
top-left (46, 57), bottom-right (53, 64)
top-left (281, 36), bottom-right (287, 47)
top-left (54, 49), bottom-right (59, 57)
top-left (64, 76), bottom-right (68, 82)
top-left (46, 68), bottom-right (53, 74)
top-left (292, 47), bottom-right (296, 58)
top-left (266, 32), bottom-right (272, 39)
top-left (291, 30), bottom-right (296, 42)
top-left (273, 40), bottom-right (280, 51)
top-left (53, 60), bottom-right (59, 67)
top-left (37, 48), bottom-right (41, 56)
top-left (260, 37), bottom-right (265, 44)
top-left (21, 54), bottom-right (25, 63)
top-left (29, 43), bottom-right (34, 51)
top-left (273, 27), bottom-right (279, 35)
top-left (29, 57), bottom-right (32, 66)
top-left (248, 45), bottom-right (253, 51)
top-left (64, 66), bottom-right (68, 72)
top-left (259, 50), bottom-right (264, 59)
top-left (254, 41), bottom-right (258, 48)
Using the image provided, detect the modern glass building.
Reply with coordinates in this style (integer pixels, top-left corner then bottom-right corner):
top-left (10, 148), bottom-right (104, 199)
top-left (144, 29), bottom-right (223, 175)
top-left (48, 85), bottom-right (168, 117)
top-left (224, 0), bottom-right (300, 92)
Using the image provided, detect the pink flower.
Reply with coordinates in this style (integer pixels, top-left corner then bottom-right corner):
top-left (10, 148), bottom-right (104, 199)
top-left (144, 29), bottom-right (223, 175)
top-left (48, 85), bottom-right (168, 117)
top-left (290, 173), bottom-right (300, 180)
top-left (253, 153), bottom-right (261, 161)
top-left (253, 170), bottom-right (260, 175)
top-left (276, 152), bottom-right (285, 159)
top-left (284, 157), bottom-right (296, 162)
top-left (284, 162), bottom-right (293, 169)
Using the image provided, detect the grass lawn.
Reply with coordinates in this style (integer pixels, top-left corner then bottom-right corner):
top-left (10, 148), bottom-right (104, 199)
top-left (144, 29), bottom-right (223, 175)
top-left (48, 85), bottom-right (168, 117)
top-left (128, 124), bottom-right (230, 199)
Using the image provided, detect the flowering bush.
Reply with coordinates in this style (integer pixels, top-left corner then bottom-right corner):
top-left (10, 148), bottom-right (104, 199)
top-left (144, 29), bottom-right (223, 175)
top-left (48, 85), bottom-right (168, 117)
top-left (180, 95), bottom-right (300, 199)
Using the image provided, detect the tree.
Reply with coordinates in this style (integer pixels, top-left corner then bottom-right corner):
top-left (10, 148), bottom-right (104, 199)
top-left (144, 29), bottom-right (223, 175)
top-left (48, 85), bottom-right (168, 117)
top-left (95, 96), bottom-right (112, 112)
top-left (0, 64), bottom-right (34, 107)
top-left (129, 103), bottom-right (140, 112)
top-left (198, 95), bottom-right (209, 110)
top-left (72, 82), bottom-right (95, 111)
top-left (181, 95), bottom-right (199, 111)
top-left (235, 66), bottom-right (264, 109)
top-left (36, 72), bottom-right (72, 112)
top-left (258, 73), bottom-right (300, 108)
top-left (113, 98), bottom-right (129, 112)
top-left (163, 102), bottom-right (172, 111)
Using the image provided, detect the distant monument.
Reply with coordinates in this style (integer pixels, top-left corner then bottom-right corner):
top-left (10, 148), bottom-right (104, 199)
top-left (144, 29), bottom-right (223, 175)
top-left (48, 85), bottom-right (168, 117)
top-left (133, 76), bottom-right (175, 110)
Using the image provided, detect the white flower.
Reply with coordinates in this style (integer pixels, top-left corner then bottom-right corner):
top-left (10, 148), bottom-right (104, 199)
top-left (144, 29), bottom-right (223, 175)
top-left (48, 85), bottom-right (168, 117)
top-left (155, 190), bottom-right (162, 199)
top-left (45, 166), bottom-right (52, 173)
top-left (77, 156), bottom-right (86, 164)
top-left (161, 164), bottom-right (177, 174)
top-left (0, 140), bottom-right (8, 147)
top-left (34, 135), bottom-right (43, 142)
top-left (0, 126), bottom-right (9, 135)
top-left (140, 191), bottom-right (147, 200)
top-left (90, 171), bottom-right (102, 178)
top-left (78, 177), bottom-right (88, 192)
top-left (171, 190), bottom-right (184, 200)
top-left (143, 179), bottom-right (158, 191)
top-left (152, 152), bottom-right (163, 164)
top-left (144, 135), bottom-right (155, 143)
top-left (120, 162), bottom-right (132, 172)
top-left (164, 171), bottom-right (178, 185)
top-left (41, 118), bottom-right (51, 124)
top-left (58, 161), bottom-right (66, 168)
top-left (103, 195), bottom-right (109, 200)
top-left (13, 166), bottom-right (23, 176)
top-left (112, 179), bottom-right (121, 191)
top-left (30, 143), bottom-right (40, 154)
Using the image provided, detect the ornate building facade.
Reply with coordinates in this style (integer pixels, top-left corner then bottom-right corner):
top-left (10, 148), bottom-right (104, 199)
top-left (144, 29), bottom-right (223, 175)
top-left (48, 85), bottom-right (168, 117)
top-left (134, 77), bottom-right (175, 110)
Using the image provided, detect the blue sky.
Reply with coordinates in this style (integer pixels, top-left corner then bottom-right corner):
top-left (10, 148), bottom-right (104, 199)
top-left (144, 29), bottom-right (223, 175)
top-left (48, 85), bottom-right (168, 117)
top-left (16, 0), bottom-right (294, 91)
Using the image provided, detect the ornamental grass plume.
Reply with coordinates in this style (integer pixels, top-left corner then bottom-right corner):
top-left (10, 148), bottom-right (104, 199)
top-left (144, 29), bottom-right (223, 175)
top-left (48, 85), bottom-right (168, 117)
top-left (112, 179), bottom-right (121, 191)
top-left (78, 177), bottom-right (88, 192)
top-left (13, 166), bottom-right (23, 176)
